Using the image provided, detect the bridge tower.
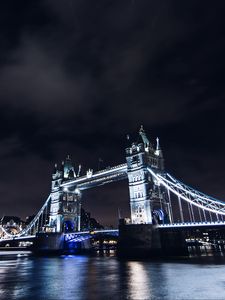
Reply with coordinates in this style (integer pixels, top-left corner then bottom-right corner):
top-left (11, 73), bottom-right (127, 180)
top-left (126, 126), bottom-right (170, 225)
top-left (49, 155), bottom-right (81, 233)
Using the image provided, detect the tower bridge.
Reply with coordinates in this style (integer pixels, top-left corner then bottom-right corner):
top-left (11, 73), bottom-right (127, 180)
top-left (1, 126), bottom-right (225, 256)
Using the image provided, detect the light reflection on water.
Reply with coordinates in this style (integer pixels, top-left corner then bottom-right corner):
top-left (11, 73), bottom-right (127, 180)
top-left (0, 253), bottom-right (225, 299)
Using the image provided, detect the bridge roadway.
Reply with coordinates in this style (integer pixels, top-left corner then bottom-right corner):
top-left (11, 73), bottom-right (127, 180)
top-left (0, 235), bottom-right (36, 243)
top-left (64, 221), bottom-right (225, 241)
top-left (0, 229), bottom-right (119, 243)
top-left (61, 164), bottom-right (128, 190)
top-left (159, 221), bottom-right (225, 229)
top-left (2, 222), bottom-right (225, 243)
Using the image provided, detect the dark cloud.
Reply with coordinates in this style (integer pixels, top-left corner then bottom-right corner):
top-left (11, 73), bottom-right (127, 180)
top-left (0, 0), bottom-right (225, 225)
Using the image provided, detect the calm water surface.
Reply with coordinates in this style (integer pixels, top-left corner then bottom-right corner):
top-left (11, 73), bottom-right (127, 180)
top-left (0, 252), bottom-right (225, 300)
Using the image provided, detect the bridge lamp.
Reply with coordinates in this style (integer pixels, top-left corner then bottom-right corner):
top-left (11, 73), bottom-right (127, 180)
top-left (75, 188), bottom-right (81, 198)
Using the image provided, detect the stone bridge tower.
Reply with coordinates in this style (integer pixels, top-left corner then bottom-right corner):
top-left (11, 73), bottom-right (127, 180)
top-left (49, 155), bottom-right (81, 233)
top-left (126, 126), bottom-right (170, 225)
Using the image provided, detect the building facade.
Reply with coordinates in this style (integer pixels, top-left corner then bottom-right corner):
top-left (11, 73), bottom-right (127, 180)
top-left (126, 126), bottom-right (170, 225)
top-left (49, 155), bottom-right (81, 233)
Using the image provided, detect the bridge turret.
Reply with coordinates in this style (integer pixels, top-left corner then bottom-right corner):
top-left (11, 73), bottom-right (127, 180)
top-left (126, 127), bottom-right (170, 225)
top-left (126, 133), bottom-right (152, 225)
top-left (49, 155), bottom-right (81, 233)
top-left (139, 125), bottom-right (150, 149)
top-left (154, 137), bottom-right (164, 170)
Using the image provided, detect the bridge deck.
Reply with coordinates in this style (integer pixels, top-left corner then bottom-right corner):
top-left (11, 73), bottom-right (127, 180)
top-left (61, 164), bottom-right (127, 190)
top-left (2, 222), bottom-right (225, 243)
top-left (159, 221), bottom-right (225, 228)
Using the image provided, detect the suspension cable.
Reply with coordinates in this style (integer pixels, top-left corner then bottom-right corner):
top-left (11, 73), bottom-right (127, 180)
top-left (147, 168), bottom-right (225, 216)
top-left (0, 195), bottom-right (51, 239)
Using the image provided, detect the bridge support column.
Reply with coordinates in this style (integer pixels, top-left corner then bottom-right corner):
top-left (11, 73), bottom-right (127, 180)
top-left (48, 158), bottom-right (82, 233)
top-left (125, 127), bottom-right (169, 226)
top-left (126, 143), bottom-right (152, 224)
top-left (159, 228), bottom-right (188, 256)
top-left (34, 232), bottom-right (65, 255)
top-left (119, 128), bottom-right (175, 257)
top-left (118, 223), bottom-right (161, 258)
top-left (118, 223), bottom-right (189, 257)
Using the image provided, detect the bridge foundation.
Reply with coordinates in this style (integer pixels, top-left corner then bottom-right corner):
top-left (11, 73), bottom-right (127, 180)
top-left (159, 228), bottom-right (188, 256)
top-left (118, 224), bottom-right (162, 258)
top-left (118, 223), bottom-right (189, 258)
top-left (33, 233), bottom-right (65, 255)
top-left (33, 232), bottom-right (93, 255)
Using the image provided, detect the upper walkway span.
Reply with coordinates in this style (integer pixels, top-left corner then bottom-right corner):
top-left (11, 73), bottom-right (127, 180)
top-left (61, 164), bottom-right (127, 190)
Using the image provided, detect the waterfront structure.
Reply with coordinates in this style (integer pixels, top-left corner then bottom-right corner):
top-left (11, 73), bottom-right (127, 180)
top-left (1, 127), bottom-right (225, 255)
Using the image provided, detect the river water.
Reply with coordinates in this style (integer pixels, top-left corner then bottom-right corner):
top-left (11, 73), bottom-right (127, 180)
top-left (0, 251), bottom-right (225, 300)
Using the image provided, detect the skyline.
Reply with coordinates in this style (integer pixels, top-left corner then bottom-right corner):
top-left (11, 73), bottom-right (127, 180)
top-left (1, 1), bottom-right (225, 226)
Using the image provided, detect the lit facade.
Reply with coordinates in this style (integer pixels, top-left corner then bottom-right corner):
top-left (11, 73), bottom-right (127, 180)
top-left (126, 126), bottom-right (169, 225)
top-left (49, 155), bottom-right (81, 233)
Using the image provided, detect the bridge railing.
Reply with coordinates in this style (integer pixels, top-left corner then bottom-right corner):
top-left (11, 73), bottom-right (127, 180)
top-left (64, 229), bottom-right (119, 243)
top-left (159, 220), bottom-right (225, 228)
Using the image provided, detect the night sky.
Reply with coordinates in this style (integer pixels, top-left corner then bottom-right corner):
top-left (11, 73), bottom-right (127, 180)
top-left (1, 1), bottom-right (225, 226)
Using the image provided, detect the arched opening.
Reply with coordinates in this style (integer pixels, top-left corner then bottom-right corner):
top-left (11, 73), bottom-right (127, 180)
top-left (64, 220), bottom-right (75, 233)
top-left (152, 209), bottom-right (167, 225)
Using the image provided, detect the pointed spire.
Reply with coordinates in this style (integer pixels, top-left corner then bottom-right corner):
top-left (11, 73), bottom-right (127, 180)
top-left (52, 163), bottom-right (58, 174)
top-left (118, 208), bottom-right (121, 219)
top-left (139, 125), bottom-right (144, 134)
top-left (139, 125), bottom-right (150, 149)
top-left (54, 163), bottom-right (58, 173)
top-left (155, 137), bottom-right (163, 157)
top-left (77, 164), bottom-right (81, 177)
top-left (156, 137), bottom-right (160, 151)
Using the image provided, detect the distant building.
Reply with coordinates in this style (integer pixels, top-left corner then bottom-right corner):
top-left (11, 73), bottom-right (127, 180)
top-left (1, 216), bottom-right (23, 227)
top-left (0, 216), bottom-right (24, 235)
top-left (80, 208), bottom-right (104, 231)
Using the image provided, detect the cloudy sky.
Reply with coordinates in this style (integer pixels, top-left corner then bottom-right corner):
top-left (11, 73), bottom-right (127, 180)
top-left (0, 1), bottom-right (225, 226)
